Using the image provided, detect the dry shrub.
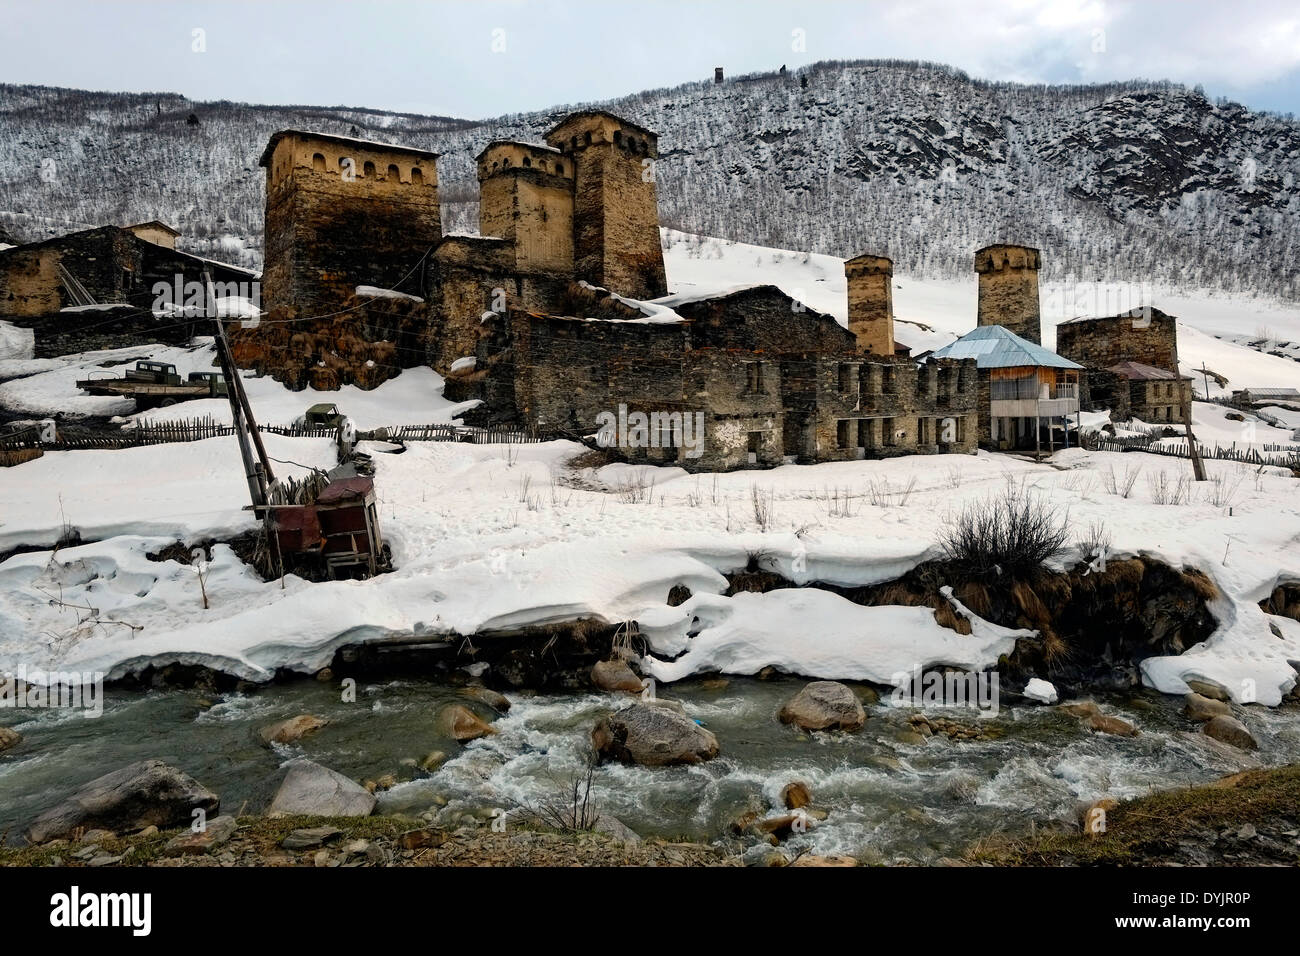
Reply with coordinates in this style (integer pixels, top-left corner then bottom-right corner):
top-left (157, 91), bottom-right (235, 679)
top-left (932, 600), bottom-right (972, 635)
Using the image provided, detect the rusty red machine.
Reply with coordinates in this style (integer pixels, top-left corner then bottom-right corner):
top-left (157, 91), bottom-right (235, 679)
top-left (205, 270), bottom-right (385, 579)
top-left (269, 477), bottom-right (385, 578)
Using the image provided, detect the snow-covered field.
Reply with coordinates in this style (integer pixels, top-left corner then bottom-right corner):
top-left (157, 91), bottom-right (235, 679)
top-left (1, 232), bottom-right (1298, 705)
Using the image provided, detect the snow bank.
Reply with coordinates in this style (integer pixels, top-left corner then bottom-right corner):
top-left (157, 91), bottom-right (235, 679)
top-left (638, 587), bottom-right (1031, 684)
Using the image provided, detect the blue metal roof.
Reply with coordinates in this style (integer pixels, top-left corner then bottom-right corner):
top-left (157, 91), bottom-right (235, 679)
top-left (932, 324), bottom-right (1084, 370)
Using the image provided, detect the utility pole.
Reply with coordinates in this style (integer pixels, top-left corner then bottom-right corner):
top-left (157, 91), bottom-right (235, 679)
top-left (1181, 381), bottom-right (1207, 482)
top-left (206, 270), bottom-right (275, 509)
top-left (1200, 363), bottom-right (1212, 404)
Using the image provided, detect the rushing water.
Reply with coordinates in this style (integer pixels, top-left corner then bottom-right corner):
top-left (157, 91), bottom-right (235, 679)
top-left (2, 675), bottom-right (1297, 861)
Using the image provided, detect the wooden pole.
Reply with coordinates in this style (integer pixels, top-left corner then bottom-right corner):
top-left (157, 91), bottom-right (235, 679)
top-left (1181, 382), bottom-right (1207, 482)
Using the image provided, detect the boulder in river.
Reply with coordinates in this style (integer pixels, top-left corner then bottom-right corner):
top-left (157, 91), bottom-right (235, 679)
top-left (1202, 715), bottom-right (1258, 751)
top-left (781, 781), bottom-right (813, 810)
top-left (25, 759), bottom-right (219, 844)
top-left (778, 681), bottom-right (866, 732)
top-left (258, 714), bottom-right (329, 746)
top-left (1058, 700), bottom-right (1101, 719)
top-left (1086, 712), bottom-right (1140, 737)
top-left (461, 686), bottom-right (511, 712)
top-left (0, 727), bottom-right (20, 752)
top-left (268, 759), bottom-right (376, 817)
top-left (591, 659), bottom-right (644, 693)
top-left (435, 703), bottom-right (498, 742)
top-left (1184, 692), bottom-right (1231, 722)
top-left (1185, 679), bottom-right (1231, 702)
top-left (592, 701), bottom-right (719, 766)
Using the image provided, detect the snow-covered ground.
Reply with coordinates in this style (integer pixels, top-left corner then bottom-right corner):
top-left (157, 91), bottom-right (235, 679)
top-left (0, 339), bottom-right (473, 429)
top-left (0, 231), bottom-right (1298, 705)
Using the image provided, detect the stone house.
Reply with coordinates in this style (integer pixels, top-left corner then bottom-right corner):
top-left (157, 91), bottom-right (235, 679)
top-left (932, 324), bottom-right (1082, 452)
top-left (1103, 360), bottom-right (1194, 423)
top-left (0, 224), bottom-right (257, 356)
top-left (463, 284), bottom-right (979, 472)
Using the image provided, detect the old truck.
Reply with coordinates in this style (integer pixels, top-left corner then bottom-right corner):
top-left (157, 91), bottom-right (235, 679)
top-left (76, 360), bottom-right (228, 408)
top-left (295, 403), bottom-right (346, 429)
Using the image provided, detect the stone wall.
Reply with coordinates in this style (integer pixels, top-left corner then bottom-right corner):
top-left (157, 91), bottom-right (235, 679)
top-left (1, 227), bottom-right (254, 355)
top-left (260, 132), bottom-right (440, 319)
top-left (844, 254), bottom-right (894, 355)
top-left (1055, 309), bottom-right (1179, 372)
top-left (1132, 377), bottom-right (1192, 423)
top-left (545, 113), bottom-right (667, 300)
top-left (478, 143), bottom-right (575, 276)
top-left (975, 244), bottom-right (1041, 344)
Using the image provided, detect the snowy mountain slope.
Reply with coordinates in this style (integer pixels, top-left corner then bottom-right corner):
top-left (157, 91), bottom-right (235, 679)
top-left (1, 61), bottom-right (1297, 294)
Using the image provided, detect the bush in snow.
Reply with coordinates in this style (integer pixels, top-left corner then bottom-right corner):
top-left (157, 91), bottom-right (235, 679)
top-left (940, 487), bottom-right (1071, 578)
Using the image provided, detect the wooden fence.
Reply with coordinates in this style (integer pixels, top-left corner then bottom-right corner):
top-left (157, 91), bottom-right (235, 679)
top-left (1081, 432), bottom-right (1300, 470)
top-left (0, 416), bottom-right (554, 453)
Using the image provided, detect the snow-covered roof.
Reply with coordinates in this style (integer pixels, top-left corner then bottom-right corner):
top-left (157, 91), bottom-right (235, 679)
top-left (932, 324), bottom-right (1083, 370)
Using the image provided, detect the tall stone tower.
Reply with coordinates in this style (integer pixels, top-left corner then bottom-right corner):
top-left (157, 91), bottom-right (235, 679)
top-left (974, 244), bottom-right (1041, 344)
top-left (259, 130), bottom-right (441, 317)
top-left (543, 111), bottom-right (668, 301)
top-left (844, 253), bottom-right (894, 355)
top-left (477, 141), bottom-right (574, 276)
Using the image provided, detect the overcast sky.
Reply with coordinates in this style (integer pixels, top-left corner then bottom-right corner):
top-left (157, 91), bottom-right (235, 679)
top-left (3, 0), bottom-right (1298, 117)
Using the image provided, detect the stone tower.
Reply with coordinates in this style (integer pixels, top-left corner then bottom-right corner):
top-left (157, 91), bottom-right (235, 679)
top-left (259, 130), bottom-right (441, 317)
top-left (477, 141), bottom-right (574, 276)
top-left (543, 111), bottom-right (668, 301)
top-left (974, 244), bottom-right (1041, 344)
top-left (844, 253), bottom-right (894, 355)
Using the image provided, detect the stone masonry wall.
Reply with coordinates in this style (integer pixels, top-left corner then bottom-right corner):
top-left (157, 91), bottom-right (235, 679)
top-left (261, 134), bottom-right (440, 319)
top-left (975, 244), bottom-right (1041, 344)
top-left (546, 114), bottom-right (667, 300)
top-left (1055, 309), bottom-right (1179, 372)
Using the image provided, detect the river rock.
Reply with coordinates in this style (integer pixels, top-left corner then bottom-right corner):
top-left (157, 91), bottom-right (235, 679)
top-left (781, 781), bottom-right (813, 810)
top-left (1184, 692), bottom-right (1231, 722)
top-left (1185, 679), bottom-right (1231, 702)
top-left (281, 825), bottom-right (342, 850)
top-left (435, 704), bottom-right (498, 742)
top-left (419, 750), bottom-right (447, 772)
top-left (591, 659), bottom-right (644, 693)
top-left (461, 686), bottom-right (511, 712)
top-left (162, 815), bottom-right (238, 857)
top-left (1087, 713), bottom-right (1140, 737)
top-left (778, 681), bottom-right (866, 732)
top-left (593, 814), bottom-right (641, 843)
top-left (1022, 678), bottom-right (1058, 704)
top-left (258, 714), bottom-right (329, 746)
top-left (791, 854), bottom-right (857, 867)
top-left (592, 702), bottom-right (719, 766)
top-left (25, 759), bottom-right (220, 844)
top-left (268, 759), bottom-right (376, 817)
top-left (1058, 700), bottom-right (1101, 719)
top-left (0, 727), bottom-right (20, 751)
top-left (1202, 715), bottom-right (1258, 751)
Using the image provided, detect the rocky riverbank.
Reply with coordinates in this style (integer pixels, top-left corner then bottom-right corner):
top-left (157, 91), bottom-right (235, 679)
top-left (964, 764), bottom-right (1300, 866)
top-left (0, 814), bottom-right (739, 867)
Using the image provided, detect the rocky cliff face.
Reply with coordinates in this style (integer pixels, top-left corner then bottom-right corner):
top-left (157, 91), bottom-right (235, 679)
top-left (2, 61), bottom-right (1297, 297)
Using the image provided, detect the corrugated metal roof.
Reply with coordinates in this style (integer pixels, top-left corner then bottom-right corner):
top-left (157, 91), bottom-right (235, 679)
top-left (932, 324), bottom-right (1084, 370)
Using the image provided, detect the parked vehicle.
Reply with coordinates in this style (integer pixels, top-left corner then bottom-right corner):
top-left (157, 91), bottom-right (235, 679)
top-left (76, 361), bottom-right (228, 408)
